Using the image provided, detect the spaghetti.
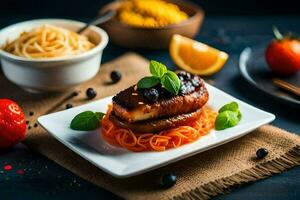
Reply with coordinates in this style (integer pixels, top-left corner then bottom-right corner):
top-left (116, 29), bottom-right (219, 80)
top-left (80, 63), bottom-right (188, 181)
top-left (2, 24), bottom-right (95, 59)
top-left (101, 105), bottom-right (217, 152)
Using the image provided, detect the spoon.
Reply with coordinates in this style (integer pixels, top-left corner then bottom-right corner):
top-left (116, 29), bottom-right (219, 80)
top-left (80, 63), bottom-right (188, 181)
top-left (77, 10), bottom-right (116, 34)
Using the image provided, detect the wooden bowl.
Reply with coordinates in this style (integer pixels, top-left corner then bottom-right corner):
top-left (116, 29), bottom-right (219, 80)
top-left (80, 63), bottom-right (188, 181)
top-left (99, 0), bottom-right (204, 49)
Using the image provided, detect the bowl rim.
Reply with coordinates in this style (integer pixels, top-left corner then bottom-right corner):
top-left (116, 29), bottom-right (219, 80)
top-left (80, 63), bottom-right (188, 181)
top-left (100, 0), bottom-right (204, 31)
top-left (0, 18), bottom-right (109, 63)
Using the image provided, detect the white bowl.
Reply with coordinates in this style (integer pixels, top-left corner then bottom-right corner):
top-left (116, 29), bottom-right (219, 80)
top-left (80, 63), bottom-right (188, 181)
top-left (0, 19), bottom-right (109, 93)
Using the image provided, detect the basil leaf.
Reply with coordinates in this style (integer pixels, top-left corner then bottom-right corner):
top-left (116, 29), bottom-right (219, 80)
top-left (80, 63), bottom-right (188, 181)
top-left (215, 102), bottom-right (242, 130)
top-left (137, 76), bottom-right (160, 89)
top-left (215, 110), bottom-right (240, 130)
top-left (149, 60), bottom-right (167, 78)
top-left (161, 71), bottom-right (181, 95)
top-left (70, 111), bottom-right (102, 131)
top-left (95, 112), bottom-right (105, 120)
top-left (237, 110), bottom-right (242, 121)
top-left (218, 101), bottom-right (239, 113)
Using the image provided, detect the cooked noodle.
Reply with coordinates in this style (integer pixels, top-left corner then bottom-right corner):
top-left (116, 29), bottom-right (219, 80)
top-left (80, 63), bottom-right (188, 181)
top-left (101, 105), bottom-right (217, 152)
top-left (2, 24), bottom-right (95, 59)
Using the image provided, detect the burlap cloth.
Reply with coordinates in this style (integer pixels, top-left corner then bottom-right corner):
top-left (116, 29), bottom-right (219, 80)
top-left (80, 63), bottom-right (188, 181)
top-left (1, 53), bottom-right (300, 200)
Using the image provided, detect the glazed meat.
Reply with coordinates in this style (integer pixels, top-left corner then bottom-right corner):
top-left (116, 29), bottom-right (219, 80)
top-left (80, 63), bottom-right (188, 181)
top-left (110, 108), bottom-right (203, 133)
top-left (112, 72), bottom-right (209, 123)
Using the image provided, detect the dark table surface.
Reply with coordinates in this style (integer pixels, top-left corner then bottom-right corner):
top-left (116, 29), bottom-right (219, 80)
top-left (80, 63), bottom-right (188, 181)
top-left (0, 16), bottom-right (299, 200)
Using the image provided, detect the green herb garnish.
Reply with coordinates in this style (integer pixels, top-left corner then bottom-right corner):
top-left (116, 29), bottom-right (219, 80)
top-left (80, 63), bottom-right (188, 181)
top-left (70, 111), bottom-right (105, 131)
top-left (137, 76), bottom-right (160, 89)
top-left (215, 110), bottom-right (240, 130)
top-left (161, 71), bottom-right (181, 95)
top-left (215, 101), bottom-right (242, 130)
top-left (150, 60), bottom-right (167, 78)
top-left (137, 60), bottom-right (181, 95)
top-left (218, 101), bottom-right (239, 113)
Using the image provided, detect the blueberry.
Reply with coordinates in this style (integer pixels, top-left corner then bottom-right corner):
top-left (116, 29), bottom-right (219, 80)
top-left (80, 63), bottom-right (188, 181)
top-left (256, 148), bottom-right (268, 159)
top-left (29, 111), bottom-right (34, 116)
top-left (177, 71), bottom-right (191, 80)
top-left (179, 76), bottom-right (185, 81)
top-left (66, 104), bottom-right (73, 109)
top-left (86, 88), bottom-right (97, 99)
top-left (191, 78), bottom-right (201, 87)
top-left (143, 88), bottom-right (159, 103)
top-left (110, 71), bottom-right (122, 83)
top-left (160, 172), bottom-right (177, 188)
top-left (180, 81), bottom-right (195, 95)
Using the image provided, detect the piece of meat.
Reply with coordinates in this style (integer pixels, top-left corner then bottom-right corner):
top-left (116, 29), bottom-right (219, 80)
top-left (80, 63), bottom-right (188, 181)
top-left (109, 108), bottom-right (203, 133)
top-left (112, 72), bottom-right (208, 123)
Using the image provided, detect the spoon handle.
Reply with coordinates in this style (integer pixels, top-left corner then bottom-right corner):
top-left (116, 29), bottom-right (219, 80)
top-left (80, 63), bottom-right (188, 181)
top-left (77, 10), bottom-right (116, 34)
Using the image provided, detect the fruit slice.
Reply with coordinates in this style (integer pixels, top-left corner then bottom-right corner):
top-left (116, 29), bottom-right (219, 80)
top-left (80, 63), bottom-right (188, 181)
top-left (170, 34), bottom-right (229, 76)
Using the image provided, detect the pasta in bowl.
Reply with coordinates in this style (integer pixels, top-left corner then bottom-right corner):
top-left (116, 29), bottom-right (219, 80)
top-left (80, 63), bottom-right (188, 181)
top-left (0, 19), bottom-right (108, 92)
top-left (2, 24), bottom-right (95, 59)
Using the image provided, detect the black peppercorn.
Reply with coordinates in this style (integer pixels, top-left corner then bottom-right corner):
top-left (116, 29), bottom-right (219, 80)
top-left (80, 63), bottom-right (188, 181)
top-left (72, 91), bottom-right (79, 97)
top-left (110, 71), bottom-right (122, 83)
top-left (256, 148), bottom-right (268, 159)
top-left (160, 172), bottom-right (177, 188)
top-left (66, 104), bottom-right (73, 109)
top-left (86, 88), bottom-right (97, 99)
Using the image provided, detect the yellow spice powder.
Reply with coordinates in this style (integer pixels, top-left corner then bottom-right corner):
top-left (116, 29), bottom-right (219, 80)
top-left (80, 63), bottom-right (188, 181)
top-left (118, 0), bottom-right (189, 28)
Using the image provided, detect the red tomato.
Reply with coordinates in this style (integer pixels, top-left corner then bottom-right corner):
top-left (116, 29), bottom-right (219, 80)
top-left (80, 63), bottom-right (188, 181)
top-left (0, 99), bottom-right (26, 149)
top-left (265, 27), bottom-right (300, 76)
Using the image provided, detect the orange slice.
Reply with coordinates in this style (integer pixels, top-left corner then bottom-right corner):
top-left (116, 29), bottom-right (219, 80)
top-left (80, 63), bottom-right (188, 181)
top-left (170, 34), bottom-right (229, 76)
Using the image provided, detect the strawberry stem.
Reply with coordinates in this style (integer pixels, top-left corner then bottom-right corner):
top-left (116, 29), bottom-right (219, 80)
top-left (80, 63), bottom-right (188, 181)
top-left (273, 26), bottom-right (283, 40)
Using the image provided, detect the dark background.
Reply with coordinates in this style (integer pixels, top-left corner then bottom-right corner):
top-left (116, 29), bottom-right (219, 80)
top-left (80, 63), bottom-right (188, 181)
top-left (1, 1), bottom-right (300, 200)
top-left (0, 0), bottom-right (299, 18)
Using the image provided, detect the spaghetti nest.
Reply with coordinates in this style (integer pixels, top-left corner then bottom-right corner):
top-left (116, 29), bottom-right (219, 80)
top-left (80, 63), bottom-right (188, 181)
top-left (101, 106), bottom-right (217, 152)
top-left (3, 24), bottom-right (95, 59)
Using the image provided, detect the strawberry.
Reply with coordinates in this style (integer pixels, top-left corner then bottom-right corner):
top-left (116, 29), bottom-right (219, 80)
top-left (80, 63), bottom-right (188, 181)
top-left (0, 99), bottom-right (26, 149)
top-left (265, 26), bottom-right (300, 76)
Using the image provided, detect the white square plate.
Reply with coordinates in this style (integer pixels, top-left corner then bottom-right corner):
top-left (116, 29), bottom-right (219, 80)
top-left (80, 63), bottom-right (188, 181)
top-left (38, 84), bottom-right (275, 178)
